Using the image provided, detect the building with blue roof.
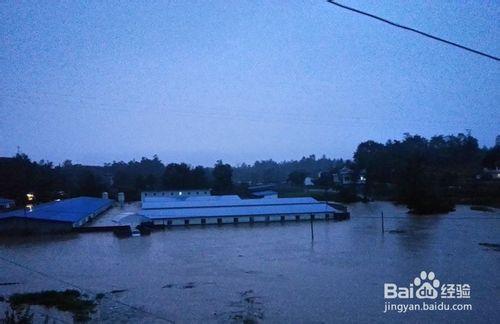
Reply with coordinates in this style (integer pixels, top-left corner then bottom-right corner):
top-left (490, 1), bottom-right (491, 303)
top-left (0, 197), bottom-right (113, 234)
top-left (139, 194), bottom-right (348, 226)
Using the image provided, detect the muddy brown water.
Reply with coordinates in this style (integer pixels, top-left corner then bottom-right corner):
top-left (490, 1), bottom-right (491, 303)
top-left (0, 202), bottom-right (499, 323)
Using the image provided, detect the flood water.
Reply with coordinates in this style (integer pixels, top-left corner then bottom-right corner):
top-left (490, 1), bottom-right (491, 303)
top-left (0, 202), bottom-right (499, 323)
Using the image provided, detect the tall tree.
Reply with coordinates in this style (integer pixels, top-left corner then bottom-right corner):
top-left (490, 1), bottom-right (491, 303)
top-left (212, 160), bottom-right (233, 194)
top-left (287, 171), bottom-right (307, 186)
top-left (77, 170), bottom-right (104, 197)
top-left (163, 163), bottom-right (192, 189)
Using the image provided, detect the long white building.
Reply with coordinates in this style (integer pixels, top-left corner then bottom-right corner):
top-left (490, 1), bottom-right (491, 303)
top-left (141, 189), bottom-right (211, 202)
top-left (139, 194), bottom-right (347, 226)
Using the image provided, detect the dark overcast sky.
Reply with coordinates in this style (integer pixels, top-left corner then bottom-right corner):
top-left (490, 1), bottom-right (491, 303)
top-left (1, 1), bottom-right (499, 166)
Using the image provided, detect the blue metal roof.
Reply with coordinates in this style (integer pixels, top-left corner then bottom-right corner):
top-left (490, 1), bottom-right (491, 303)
top-left (141, 196), bottom-right (321, 210)
top-left (141, 203), bottom-right (334, 219)
top-left (139, 195), bottom-right (339, 219)
top-left (0, 197), bottom-right (113, 224)
top-left (252, 190), bottom-right (278, 197)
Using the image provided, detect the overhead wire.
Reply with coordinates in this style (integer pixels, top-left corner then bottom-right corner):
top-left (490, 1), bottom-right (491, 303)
top-left (326, 1), bottom-right (500, 61)
top-left (0, 254), bottom-right (175, 323)
top-left (2, 91), bottom-right (496, 128)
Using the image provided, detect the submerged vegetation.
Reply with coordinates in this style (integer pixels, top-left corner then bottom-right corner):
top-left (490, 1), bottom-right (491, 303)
top-left (8, 289), bottom-right (97, 322)
top-left (470, 205), bottom-right (496, 212)
top-left (3, 306), bottom-right (34, 324)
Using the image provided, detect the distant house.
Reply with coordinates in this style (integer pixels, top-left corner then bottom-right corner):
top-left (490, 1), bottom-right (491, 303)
top-left (248, 184), bottom-right (278, 198)
top-left (332, 174), bottom-right (340, 184)
top-left (477, 168), bottom-right (500, 181)
top-left (304, 177), bottom-right (314, 186)
top-left (248, 184), bottom-right (276, 192)
top-left (339, 167), bottom-right (354, 185)
top-left (337, 167), bottom-right (366, 185)
top-left (252, 190), bottom-right (278, 198)
top-left (488, 169), bottom-right (500, 180)
top-left (0, 198), bottom-right (15, 210)
top-left (359, 170), bottom-right (367, 184)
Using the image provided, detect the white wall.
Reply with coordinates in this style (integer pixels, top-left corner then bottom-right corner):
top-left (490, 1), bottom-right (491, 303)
top-left (141, 190), bottom-right (211, 202)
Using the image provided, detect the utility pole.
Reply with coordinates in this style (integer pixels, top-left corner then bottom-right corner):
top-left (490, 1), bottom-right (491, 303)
top-left (310, 216), bottom-right (315, 241)
top-left (381, 211), bottom-right (385, 234)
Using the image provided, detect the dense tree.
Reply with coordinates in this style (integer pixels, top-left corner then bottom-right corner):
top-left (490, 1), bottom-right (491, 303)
top-left (353, 133), bottom-right (485, 214)
top-left (77, 170), bottom-right (104, 197)
top-left (354, 140), bottom-right (389, 185)
top-left (315, 172), bottom-right (334, 188)
top-left (191, 166), bottom-right (208, 188)
top-left (287, 171), bottom-right (307, 186)
top-left (163, 163), bottom-right (208, 189)
top-left (482, 146), bottom-right (500, 169)
top-left (104, 155), bottom-right (165, 199)
top-left (163, 163), bottom-right (192, 189)
top-left (0, 154), bottom-right (60, 205)
top-left (212, 160), bottom-right (233, 194)
top-left (0, 133), bottom-right (496, 210)
top-left (233, 155), bottom-right (343, 184)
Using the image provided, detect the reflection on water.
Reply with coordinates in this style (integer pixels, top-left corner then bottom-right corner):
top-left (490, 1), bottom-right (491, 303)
top-left (0, 202), bottom-right (499, 323)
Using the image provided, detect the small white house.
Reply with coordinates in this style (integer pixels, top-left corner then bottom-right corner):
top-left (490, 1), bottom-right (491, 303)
top-left (304, 177), bottom-right (314, 186)
top-left (339, 167), bottom-right (353, 184)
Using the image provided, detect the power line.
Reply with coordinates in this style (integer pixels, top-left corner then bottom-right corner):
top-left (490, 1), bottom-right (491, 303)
top-left (326, 1), bottom-right (500, 62)
top-left (3, 91), bottom-right (497, 128)
top-left (0, 254), bottom-right (175, 323)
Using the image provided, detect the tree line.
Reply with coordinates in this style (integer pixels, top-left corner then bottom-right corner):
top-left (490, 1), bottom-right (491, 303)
top-left (0, 153), bottom-right (348, 205)
top-left (353, 133), bottom-right (499, 213)
top-left (0, 155), bottom-right (234, 204)
top-left (0, 132), bottom-right (498, 213)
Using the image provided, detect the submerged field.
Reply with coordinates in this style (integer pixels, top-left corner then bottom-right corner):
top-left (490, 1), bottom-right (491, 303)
top-left (0, 202), bottom-right (498, 323)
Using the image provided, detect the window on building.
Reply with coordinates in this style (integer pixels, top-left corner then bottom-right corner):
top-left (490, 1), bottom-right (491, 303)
top-left (201, 218), bottom-right (206, 225)
top-left (295, 215), bottom-right (300, 221)
top-left (233, 217), bottom-right (239, 223)
top-left (167, 220), bottom-right (172, 226)
top-left (184, 219), bottom-right (189, 225)
top-left (280, 216), bottom-right (285, 222)
top-left (217, 218), bottom-right (222, 224)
